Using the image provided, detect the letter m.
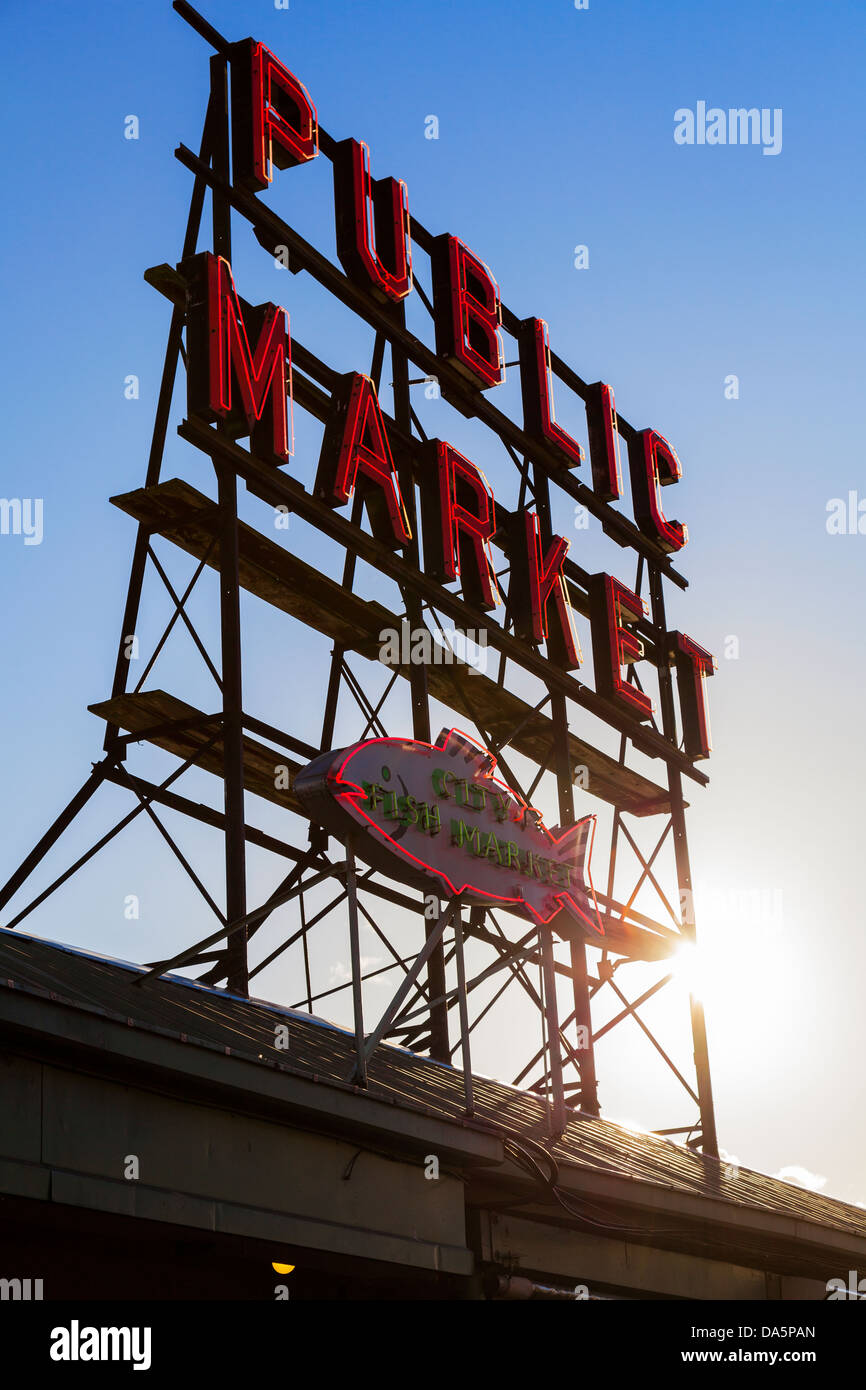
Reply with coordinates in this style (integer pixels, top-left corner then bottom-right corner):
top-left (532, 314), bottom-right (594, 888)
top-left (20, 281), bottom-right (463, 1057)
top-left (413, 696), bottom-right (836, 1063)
top-left (729, 108), bottom-right (760, 145)
top-left (0, 1279), bottom-right (22, 1300)
top-left (451, 819), bottom-right (481, 854)
top-left (183, 251), bottom-right (291, 465)
top-left (102, 1329), bottom-right (129, 1360)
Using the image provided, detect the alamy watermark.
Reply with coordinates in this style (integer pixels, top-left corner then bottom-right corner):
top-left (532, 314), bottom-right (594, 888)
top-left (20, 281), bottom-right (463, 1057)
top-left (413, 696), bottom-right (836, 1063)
top-left (674, 103), bottom-right (782, 156)
top-left (50, 1322), bottom-right (152, 1370)
top-left (0, 498), bottom-right (43, 545)
top-left (826, 1271), bottom-right (866, 1301)
top-left (0, 1277), bottom-right (43, 1300)
top-left (826, 492), bottom-right (866, 535)
top-left (680, 885), bottom-right (784, 931)
top-left (379, 622), bottom-right (488, 674)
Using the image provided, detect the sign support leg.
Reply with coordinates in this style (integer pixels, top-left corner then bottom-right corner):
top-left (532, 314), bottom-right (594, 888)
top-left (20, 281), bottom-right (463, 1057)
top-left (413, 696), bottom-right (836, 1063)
top-left (649, 566), bottom-right (718, 1157)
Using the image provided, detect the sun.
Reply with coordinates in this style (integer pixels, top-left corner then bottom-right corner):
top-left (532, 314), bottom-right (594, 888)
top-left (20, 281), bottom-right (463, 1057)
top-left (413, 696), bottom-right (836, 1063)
top-left (667, 886), bottom-right (790, 1023)
top-left (670, 941), bottom-right (705, 998)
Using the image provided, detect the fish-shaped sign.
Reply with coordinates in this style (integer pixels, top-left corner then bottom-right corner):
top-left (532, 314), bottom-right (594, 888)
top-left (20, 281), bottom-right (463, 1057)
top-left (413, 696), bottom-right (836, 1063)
top-left (294, 728), bottom-right (604, 938)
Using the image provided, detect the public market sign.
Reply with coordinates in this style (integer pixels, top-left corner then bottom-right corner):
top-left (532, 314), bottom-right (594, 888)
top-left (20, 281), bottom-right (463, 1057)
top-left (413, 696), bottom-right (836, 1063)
top-left (180, 34), bottom-right (716, 762)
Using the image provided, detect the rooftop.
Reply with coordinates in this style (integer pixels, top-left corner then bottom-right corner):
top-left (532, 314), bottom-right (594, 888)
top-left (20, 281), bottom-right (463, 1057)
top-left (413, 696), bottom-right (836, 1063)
top-left (1, 924), bottom-right (862, 1257)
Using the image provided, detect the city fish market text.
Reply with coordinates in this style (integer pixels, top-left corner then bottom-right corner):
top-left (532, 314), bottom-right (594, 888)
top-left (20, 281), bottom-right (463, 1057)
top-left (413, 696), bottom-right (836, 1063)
top-left (363, 774), bottom-right (582, 893)
top-left (294, 730), bottom-right (603, 934)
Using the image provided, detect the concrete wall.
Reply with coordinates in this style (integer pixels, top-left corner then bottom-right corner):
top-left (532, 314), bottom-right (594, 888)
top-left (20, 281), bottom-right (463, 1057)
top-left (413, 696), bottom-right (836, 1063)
top-left (0, 1053), bottom-right (471, 1276)
top-left (476, 1210), bottom-right (828, 1300)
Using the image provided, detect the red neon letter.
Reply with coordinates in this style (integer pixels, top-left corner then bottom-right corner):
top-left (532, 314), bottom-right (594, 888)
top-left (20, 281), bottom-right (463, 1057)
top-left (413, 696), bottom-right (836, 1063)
top-left (628, 429), bottom-right (687, 553)
top-left (333, 139), bottom-right (412, 303)
top-left (510, 511), bottom-right (582, 669)
top-left (431, 235), bottom-right (504, 391)
top-left (585, 382), bottom-right (623, 501)
top-left (518, 319), bottom-right (584, 468)
top-left (230, 38), bottom-right (318, 192)
top-left (669, 632), bottom-right (715, 759)
top-left (421, 441), bottom-right (499, 610)
top-left (315, 373), bottom-right (411, 547)
top-left (589, 574), bottom-right (653, 719)
top-left (185, 252), bottom-right (291, 466)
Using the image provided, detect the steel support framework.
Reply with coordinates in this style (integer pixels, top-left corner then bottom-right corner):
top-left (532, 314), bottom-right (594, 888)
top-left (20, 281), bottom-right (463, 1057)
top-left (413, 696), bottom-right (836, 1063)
top-left (0, 0), bottom-right (719, 1156)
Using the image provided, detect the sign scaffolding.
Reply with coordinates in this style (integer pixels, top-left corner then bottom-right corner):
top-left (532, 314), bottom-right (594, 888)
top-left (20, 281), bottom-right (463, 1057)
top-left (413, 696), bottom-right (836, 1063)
top-left (0, 0), bottom-right (719, 1155)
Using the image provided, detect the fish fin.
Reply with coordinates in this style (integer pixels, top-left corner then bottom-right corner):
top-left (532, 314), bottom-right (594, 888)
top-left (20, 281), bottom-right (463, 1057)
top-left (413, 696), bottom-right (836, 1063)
top-left (435, 727), bottom-right (496, 777)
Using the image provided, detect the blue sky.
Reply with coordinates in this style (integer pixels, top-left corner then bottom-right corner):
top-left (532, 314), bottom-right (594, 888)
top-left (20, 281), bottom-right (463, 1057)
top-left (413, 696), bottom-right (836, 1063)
top-left (1, 0), bottom-right (865, 1206)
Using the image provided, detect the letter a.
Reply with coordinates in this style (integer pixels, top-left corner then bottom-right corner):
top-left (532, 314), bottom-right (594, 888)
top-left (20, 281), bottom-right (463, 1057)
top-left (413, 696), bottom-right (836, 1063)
top-left (315, 374), bottom-right (411, 546)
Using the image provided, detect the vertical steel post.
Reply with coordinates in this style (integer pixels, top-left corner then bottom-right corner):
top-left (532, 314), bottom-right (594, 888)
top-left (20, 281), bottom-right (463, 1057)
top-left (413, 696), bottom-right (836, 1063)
top-left (209, 53), bottom-right (248, 996)
top-left (218, 461), bottom-right (248, 995)
top-left (391, 316), bottom-right (449, 1062)
top-left (346, 835), bottom-right (367, 1087)
top-left (452, 902), bottom-right (474, 1115)
top-left (540, 929), bottom-right (566, 1135)
top-left (649, 564), bottom-right (719, 1158)
top-left (531, 466), bottom-right (600, 1116)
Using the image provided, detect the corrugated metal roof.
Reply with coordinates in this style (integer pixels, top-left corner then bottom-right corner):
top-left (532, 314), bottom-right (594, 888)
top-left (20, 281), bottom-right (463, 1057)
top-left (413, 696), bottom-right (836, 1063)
top-left (1, 925), bottom-right (863, 1245)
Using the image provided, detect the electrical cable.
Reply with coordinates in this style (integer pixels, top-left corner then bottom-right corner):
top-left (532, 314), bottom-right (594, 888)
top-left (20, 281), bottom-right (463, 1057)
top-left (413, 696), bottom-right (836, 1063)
top-left (499, 1133), bottom-right (818, 1266)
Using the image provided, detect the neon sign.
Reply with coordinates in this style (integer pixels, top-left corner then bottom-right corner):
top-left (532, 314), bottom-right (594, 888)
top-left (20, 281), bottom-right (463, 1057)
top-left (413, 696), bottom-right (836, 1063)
top-left (179, 34), bottom-right (716, 757)
top-left (294, 729), bottom-right (603, 936)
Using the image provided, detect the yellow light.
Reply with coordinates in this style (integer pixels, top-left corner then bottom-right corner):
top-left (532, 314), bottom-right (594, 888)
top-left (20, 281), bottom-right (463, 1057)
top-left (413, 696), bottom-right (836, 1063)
top-left (272, 1262), bottom-right (295, 1274)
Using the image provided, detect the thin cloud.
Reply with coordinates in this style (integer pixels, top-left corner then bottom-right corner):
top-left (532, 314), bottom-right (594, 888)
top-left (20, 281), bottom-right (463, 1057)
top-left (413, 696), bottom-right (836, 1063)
top-left (329, 957), bottom-right (383, 985)
top-left (773, 1164), bottom-right (827, 1192)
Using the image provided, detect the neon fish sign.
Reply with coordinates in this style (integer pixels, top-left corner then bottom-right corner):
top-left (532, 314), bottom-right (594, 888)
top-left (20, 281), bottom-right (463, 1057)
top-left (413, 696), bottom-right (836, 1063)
top-left (294, 729), bottom-right (604, 938)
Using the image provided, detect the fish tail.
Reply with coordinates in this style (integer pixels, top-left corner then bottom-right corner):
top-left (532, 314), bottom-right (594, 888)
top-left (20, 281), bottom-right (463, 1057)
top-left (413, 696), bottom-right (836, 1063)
top-left (549, 816), bottom-right (592, 873)
top-left (551, 816), bottom-right (604, 937)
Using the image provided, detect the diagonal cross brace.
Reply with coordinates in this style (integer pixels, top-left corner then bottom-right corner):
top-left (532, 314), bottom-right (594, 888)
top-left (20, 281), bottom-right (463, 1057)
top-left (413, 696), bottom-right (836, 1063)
top-left (359, 900), bottom-right (458, 1068)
